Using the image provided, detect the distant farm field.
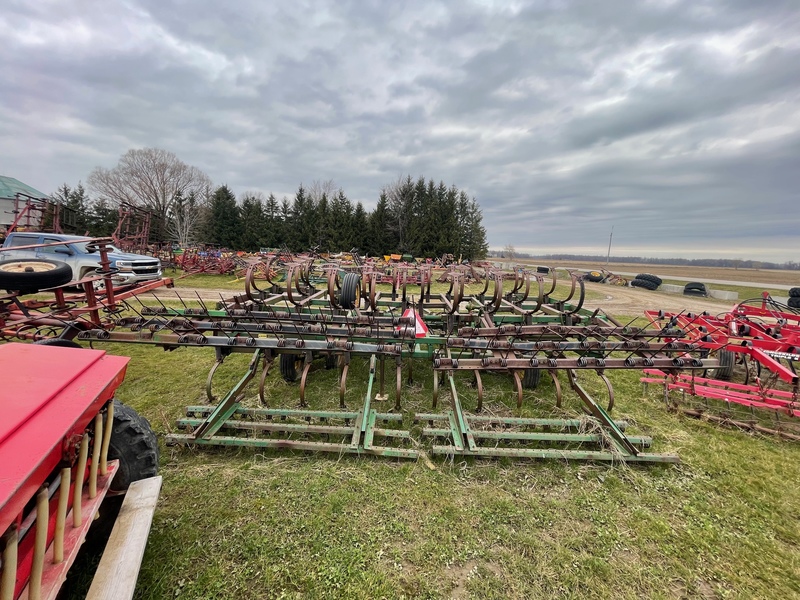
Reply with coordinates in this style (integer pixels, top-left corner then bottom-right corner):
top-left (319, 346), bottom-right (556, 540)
top-left (523, 259), bottom-right (800, 288)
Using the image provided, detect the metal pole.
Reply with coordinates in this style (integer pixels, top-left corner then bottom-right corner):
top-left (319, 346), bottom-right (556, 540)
top-left (606, 226), bottom-right (614, 266)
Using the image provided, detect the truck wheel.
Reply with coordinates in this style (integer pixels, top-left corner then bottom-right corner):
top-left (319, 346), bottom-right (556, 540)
top-left (0, 259), bottom-right (73, 293)
top-left (107, 400), bottom-right (159, 493)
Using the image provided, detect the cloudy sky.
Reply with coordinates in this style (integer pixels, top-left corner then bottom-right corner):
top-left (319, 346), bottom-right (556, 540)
top-left (2, 1), bottom-right (799, 262)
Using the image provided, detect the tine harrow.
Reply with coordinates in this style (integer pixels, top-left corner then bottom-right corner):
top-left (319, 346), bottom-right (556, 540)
top-left (65, 258), bottom-right (729, 464)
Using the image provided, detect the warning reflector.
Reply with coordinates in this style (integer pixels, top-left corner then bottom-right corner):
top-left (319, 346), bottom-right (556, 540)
top-left (400, 308), bottom-right (429, 338)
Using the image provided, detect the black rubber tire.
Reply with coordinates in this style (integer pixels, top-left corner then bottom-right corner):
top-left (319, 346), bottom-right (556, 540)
top-left (536, 266), bottom-right (550, 274)
top-left (33, 338), bottom-right (82, 348)
top-left (522, 368), bottom-right (541, 389)
top-left (340, 272), bottom-right (361, 309)
top-left (584, 271), bottom-right (604, 283)
top-left (788, 297), bottom-right (800, 309)
top-left (107, 400), bottom-right (159, 493)
top-left (683, 282), bottom-right (708, 297)
top-left (325, 353), bottom-right (337, 369)
top-left (789, 287), bottom-right (800, 298)
top-left (707, 349), bottom-right (735, 381)
top-left (0, 259), bottom-right (73, 293)
top-left (631, 278), bottom-right (658, 291)
top-left (636, 273), bottom-right (662, 287)
top-left (279, 353), bottom-right (301, 382)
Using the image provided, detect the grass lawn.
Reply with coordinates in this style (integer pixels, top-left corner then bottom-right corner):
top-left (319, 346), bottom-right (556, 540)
top-left (65, 281), bottom-right (800, 599)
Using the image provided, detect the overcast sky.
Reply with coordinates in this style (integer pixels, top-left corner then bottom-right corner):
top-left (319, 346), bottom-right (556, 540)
top-left (2, 1), bottom-right (799, 262)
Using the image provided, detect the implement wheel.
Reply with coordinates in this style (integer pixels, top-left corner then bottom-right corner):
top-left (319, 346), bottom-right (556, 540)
top-left (340, 273), bottom-right (361, 309)
top-left (0, 259), bottom-right (73, 293)
top-left (108, 400), bottom-right (159, 493)
top-left (280, 353), bottom-right (301, 382)
top-left (522, 368), bottom-right (541, 389)
top-left (706, 349), bottom-right (735, 381)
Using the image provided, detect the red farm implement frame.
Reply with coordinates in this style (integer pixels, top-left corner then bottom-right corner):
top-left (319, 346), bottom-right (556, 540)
top-left (641, 293), bottom-right (800, 438)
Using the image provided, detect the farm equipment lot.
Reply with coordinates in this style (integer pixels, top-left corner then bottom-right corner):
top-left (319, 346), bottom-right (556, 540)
top-left (65, 269), bottom-right (799, 599)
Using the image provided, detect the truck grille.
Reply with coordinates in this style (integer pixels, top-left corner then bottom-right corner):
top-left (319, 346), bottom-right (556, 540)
top-left (132, 261), bottom-right (161, 276)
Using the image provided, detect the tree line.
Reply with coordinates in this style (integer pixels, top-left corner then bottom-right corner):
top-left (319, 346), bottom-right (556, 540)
top-left (51, 148), bottom-right (489, 260)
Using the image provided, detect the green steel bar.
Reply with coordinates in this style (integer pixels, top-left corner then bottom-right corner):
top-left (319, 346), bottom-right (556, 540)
top-left (415, 413), bottom-right (629, 430)
top-left (446, 411), bottom-right (465, 451)
top-left (185, 405), bottom-right (362, 420)
top-left (422, 428), bottom-right (652, 447)
top-left (193, 349), bottom-right (263, 440)
top-left (430, 446), bottom-right (679, 463)
top-left (178, 418), bottom-right (355, 436)
top-left (166, 433), bottom-right (420, 458)
top-left (364, 410), bottom-right (377, 450)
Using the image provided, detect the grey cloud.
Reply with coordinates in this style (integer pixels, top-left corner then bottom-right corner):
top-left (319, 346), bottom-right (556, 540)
top-left (0, 0), bottom-right (798, 261)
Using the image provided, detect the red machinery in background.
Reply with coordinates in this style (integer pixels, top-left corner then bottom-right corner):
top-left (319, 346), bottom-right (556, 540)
top-left (642, 293), bottom-right (800, 439)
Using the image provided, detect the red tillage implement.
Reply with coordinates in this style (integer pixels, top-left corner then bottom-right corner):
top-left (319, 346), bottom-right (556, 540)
top-left (0, 344), bottom-right (126, 599)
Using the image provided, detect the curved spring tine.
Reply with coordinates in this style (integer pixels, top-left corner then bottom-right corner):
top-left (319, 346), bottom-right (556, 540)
top-left (511, 369), bottom-right (523, 409)
top-left (367, 272), bottom-right (378, 311)
top-left (485, 273), bottom-right (503, 314)
top-left (258, 355), bottom-right (275, 406)
top-left (544, 267), bottom-right (557, 296)
top-left (567, 276), bottom-right (586, 315)
top-left (395, 360), bottom-right (402, 411)
top-left (298, 357), bottom-right (313, 407)
top-left (517, 270), bottom-right (531, 303)
top-left (474, 369), bottom-right (484, 413)
top-left (549, 269), bottom-right (577, 304)
top-left (477, 267), bottom-right (491, 297)
top-left (432, 368), bottom-right (439, 409)
top-left (548, 369), bottom-right (562, 408)
top-left (327, 268), bottom-right (340, 309)
top-left (339, 360), bottom-right (349, 409)
top-left (598, 371), bottom-right (614, 412)
top-left (205, 359), bottom-right (225, 402)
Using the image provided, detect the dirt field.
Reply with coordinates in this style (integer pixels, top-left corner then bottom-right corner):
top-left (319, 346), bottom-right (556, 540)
top-left (524, 259), bottom-right (800, 287)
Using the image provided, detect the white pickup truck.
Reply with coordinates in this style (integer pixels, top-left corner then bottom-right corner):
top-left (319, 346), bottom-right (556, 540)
top-left (0, 232), bottom-right (162, 285)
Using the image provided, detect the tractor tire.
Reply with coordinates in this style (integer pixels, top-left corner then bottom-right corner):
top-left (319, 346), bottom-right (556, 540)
top-left (706, 349), bottom-right (735, 381)
top-left (0, 259), bottom-right (73, 293)
top-left (536, 266), bottom-right (550, 274)
top-left (340, 272), bottom-right (361, 309)
top-left (279, 353), bottom-right (301, 382)
top-left (630, 278), bottom-right (658, 291)
top-left (522, 368), bottom-right (541, 389)
top-left (107, 400), bottom-right (159, 493)
top-left (584, 271), bottom-right (604, 283)
top-left (788, 297), bottom-right (800, 309)
top-left (636, 273), bottom-right (662, 287)
top-left (325, 353), bottom-right (338, 369)
top-left (789, 287), bottom-right (800, 298)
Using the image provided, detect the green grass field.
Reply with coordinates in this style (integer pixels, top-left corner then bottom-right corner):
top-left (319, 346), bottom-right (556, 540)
top-left (67, 277), bottom-right (800, 599)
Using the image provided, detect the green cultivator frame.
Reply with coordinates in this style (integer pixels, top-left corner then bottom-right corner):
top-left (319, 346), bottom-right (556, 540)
top-left (74, 260), bottom-right (716, 464)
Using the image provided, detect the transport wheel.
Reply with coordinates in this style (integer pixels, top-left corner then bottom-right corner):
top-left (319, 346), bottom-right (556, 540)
top-left (522, 368), bottom-right (541, 389)
top-left (279, 353), bottom-right (301, 382)
top-left (107, 400), bottom-right (160, 493)
top-left (788, 297), bottom-right (800, 309)
top-left (340, 272), bottom-right (361, 309)
top-left (789, 287), bottom-right (800, 298)
top-left (706, 349), bottom-right (735, 381)
top-left (325, 353), bottom-right (338, 369)
top-left (631, 278), bottom-right (657, 291)
top-left (0, 259), bottom-right (73, 293)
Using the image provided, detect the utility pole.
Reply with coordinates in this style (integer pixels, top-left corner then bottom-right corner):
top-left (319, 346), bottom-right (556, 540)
top-left (606, 226), bottom-right (613, 266)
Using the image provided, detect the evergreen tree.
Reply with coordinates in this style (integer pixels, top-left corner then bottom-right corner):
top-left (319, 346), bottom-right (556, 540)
top-left (207, 185), bottom-right (241, 248)
top-left (351, 202), bottom-right (368, 254)
top-left (279, 197), bottom-right (291, 249)
top-left (263, 193), bottom-right (280, 248)
top-left (314, 193), bottom-right (331, 250)
top-left (86, 198), bottom-right (119, 237)
top-left (329, 190), bottom-right (353, 251)
top-left (367, 193), bottom-right (392, 256)
top-left (239, 193), bottom-right (265, 251)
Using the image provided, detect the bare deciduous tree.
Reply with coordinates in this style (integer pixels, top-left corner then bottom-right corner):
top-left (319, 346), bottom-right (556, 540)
top-left (88, 148), bottom-right (212, 224)
top-left (306, 179), bottom-right (337, 205)
top-left (166, 191), bottom-right (201, 246)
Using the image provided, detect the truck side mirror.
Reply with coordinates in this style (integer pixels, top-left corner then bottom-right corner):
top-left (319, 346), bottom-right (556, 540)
top-left (54, 247), bottom-right (74, 255)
